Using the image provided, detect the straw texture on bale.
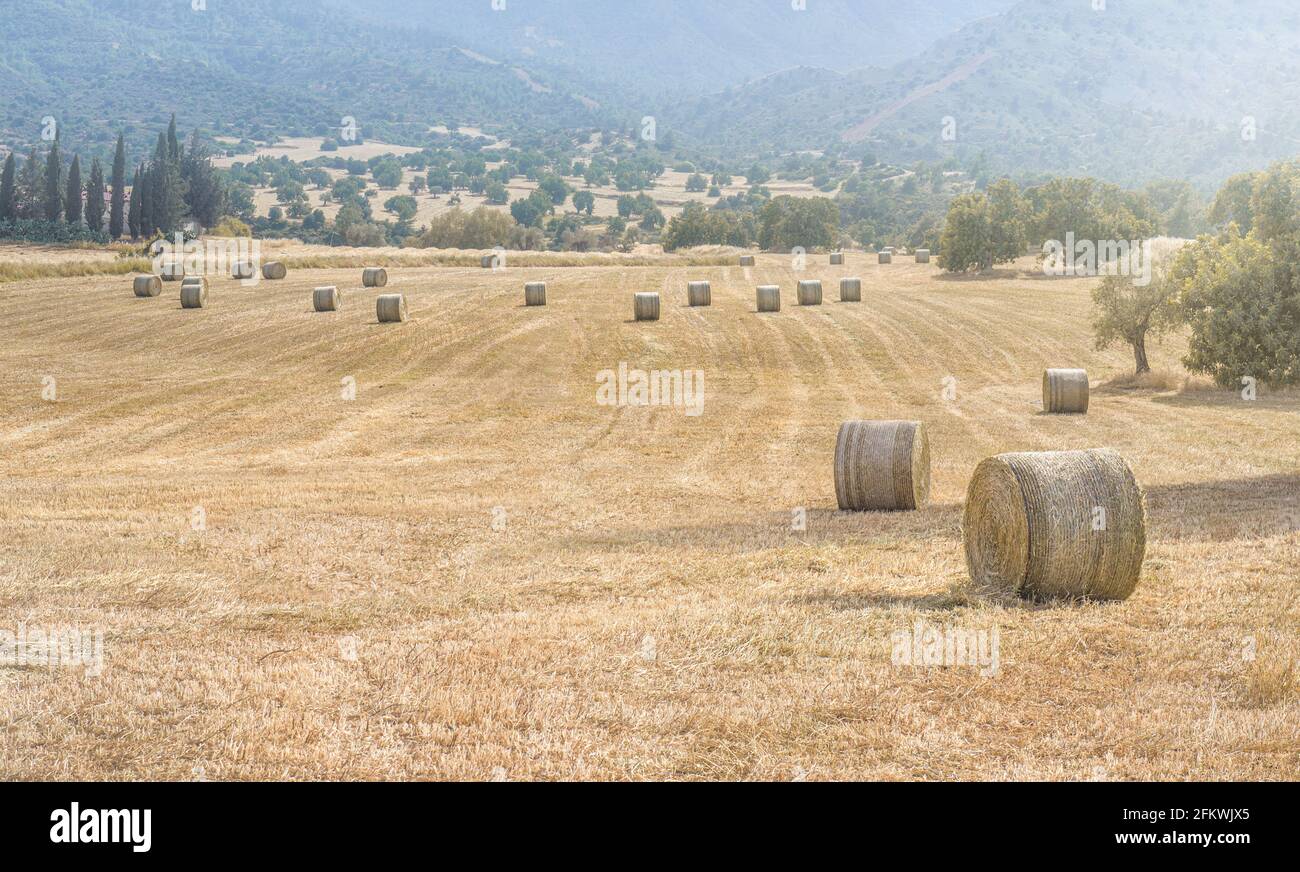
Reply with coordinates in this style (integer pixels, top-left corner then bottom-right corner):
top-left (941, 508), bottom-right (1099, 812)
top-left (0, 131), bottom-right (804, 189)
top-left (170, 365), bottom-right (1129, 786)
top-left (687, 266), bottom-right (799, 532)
top-left (313, 286), bottom-right (341, 312)
top-left (962, 448), bottom-right (1146, 600)
top-left (1043, 368), bottom-right (1090, 413)
top-left (362, 267), bottom-right (388, 288)
top-left (634, 292), bottom-right (660, 321)
top-left (797, 279), bottom-right (822, 306)
top-left (840, 277), bottom-right (862, 302)
top-left (834, 420), bottom-right (930, 511)
top-left (180, 276), bottom-right (209, 294)
top-left (376, 293), bottom-right (408, 323)
top-left (830, 252), bottom-right (844, 265)
top-left (262, 261), bottom-right (287, 280)
top-left (756, 285), bottom-right (780, 312)
top-left (133, 275), bottom-right (162, 297)
top-left (232, 261), bottom-right (256, 279)
top-left (687, 281), bottom-right (711, 307)
top-left (915, 249), bottom-right (931, 263)
top-left (179, 282), bottom-right (208, 309)
top-left (739, 255), bottom-right (755, 267)
top-left (878, 252), bottom-right (892, 264)
top-left (524, 282), bottom-right (547, 306)
top-left (159, 261), bottom-right (184, 281)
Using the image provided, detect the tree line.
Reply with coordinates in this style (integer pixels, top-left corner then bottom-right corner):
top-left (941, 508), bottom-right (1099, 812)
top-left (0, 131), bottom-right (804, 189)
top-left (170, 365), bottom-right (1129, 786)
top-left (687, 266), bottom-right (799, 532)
top-left (0, 115), bottom-right (226, 243)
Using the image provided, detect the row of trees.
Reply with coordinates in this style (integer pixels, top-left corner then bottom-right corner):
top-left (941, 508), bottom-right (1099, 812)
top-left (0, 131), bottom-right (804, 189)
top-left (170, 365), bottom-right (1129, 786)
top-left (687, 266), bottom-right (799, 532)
top-left (0, 116), bottom-right (226, 242)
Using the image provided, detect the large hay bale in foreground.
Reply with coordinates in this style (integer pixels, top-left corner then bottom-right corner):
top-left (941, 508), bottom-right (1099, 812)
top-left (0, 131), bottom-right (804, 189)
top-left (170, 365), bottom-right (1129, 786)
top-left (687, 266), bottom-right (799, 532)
top-left (313, 286), bottom-right (341, 312)
top-left (159, 261), bottom-right (184, 281)
top-left (797, 279), bottom-right (822, 306)
top-left (133, 275), bottom-right (162, 298)
top-left (262, 261), bottom-right (287, 280)
top-left (915, 249), bottom-right (931, 264)
top-left (687, 281), bottom-right (711, 307)
top-left (840, 277), bottom-right (862, 302)
top-left (180, 281), bottom-right (208, 309)
top-left (1043, 368), bottom-right (1090, 413)
top-left (830, 252), bottom-right (844, 265)
top-left (524, 282), bottom-right (547, 306)
top-left (756, 285), bottom-right (780, 312)
top-left (878, 251), bottom-right (892, 264)
top-left (376, 293), bottom-right (408, 323)
top-left (963, 448), bottom-right (1145, 600)
top-left (835, 420), bottom-right (930, 511)
top-left (232, 261), bottom-right (256, 280)
top-left (739, 255), bottom-right (755, 267)
top-left (634, 292), bottom-right (660, 321)
top-left (362, 267), bottom-right (388, 288)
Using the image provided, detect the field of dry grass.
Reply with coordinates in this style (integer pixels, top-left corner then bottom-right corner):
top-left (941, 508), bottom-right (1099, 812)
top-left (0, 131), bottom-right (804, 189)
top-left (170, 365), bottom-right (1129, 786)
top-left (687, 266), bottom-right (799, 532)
top-left (0, 252), bottom-right (1296, 780)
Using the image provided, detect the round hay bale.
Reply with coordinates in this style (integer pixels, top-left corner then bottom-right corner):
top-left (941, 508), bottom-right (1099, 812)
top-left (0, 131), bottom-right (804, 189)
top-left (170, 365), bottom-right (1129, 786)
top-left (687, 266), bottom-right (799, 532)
top-left (313, 286), bottom-right (342, 312)
top-left (480, 254), bottom-right (498, 269)
top-left (376, 293), bottom-right (408, 323)
top-left (262, 261), bottom-right (287, 280)
top-left (362, 267), bottom-right (388, 288)
top-left (878, 251), bottom-right (892, 264)
top-left (834, 420), bottom-right (930, 511)
top-left (1043, 368), bottom-right (1090, 413)
top-left (797, 279), bottom-right (822, 306)
top-left (739, 255), bottom-right (756, 267)
top-left (159, 261), bottom-right (184, 281)
top-left (180, 282), bottom-right (208, 309)
top-left (830, 252), bottom-right (844, 265)
top-left (962, 448), bottom-right (1145, 600)
top-left (634, 292), bottom-right (660, 322)
top-left (180, 276), bottom-right (209, 294)
top-left (756, 285), bottom-right (781, 312)
top-left (524, 281), bottom-right (547, 306)
top-left (915, 249), bottom-right (931, 264)
top-left (133, 275), bottom-right (162, 298)
top-left (687, 281), bottom-right (711, 307)
top-left (232, 261), bottom-right (256, 280)
top-left (840, 277), bottom-right (862, 302)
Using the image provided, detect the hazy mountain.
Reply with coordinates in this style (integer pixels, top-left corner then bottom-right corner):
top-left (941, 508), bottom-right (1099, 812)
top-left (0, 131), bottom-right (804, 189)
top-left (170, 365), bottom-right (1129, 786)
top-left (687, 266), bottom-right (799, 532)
top-left (326, 0), bottom-right (1018, 96)
top-left (671, 0), bottom-right (1300, 188)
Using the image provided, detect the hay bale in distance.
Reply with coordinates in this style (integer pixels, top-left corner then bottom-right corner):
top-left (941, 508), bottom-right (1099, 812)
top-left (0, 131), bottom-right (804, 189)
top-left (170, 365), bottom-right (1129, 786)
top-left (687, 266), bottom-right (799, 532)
top-left (830, 252), bottom-right (844, 265)
top-left (878, 251), bottom-right (892, 264)
top-left (1043, 368), bottom-right (1090, 413)
top-left (180, 276), bottom-right (209, 294)
top-left (634, 292), bottom-right (660, 321)
top-left (159, 261), bottom-right (184, 281)
top-left (797, 279), bottom-right (822, 306)
top-left (133, 275), bottom-right (162, 298)
top-left (376, 293), bottom-right (408, 323)
top-left (480, 254), bottom-right (499, 269)
top-left (962, 448), bottom-right (1146, 600)
top-left (834, 420), bottom-right (930, 511)
top-left (739, 255), bottom-right (756, 267)
top-left (687, 281), bottom-right (711, 307)
top-left (840, 277), bottom-right (862, 302)
top-left (262, 261), bottom-right (287, 280)
top-left (313, 286), bottom-right (341, 312)
top-left (756, 285), bottom-right (781, 312)
top-left (524, 281), bottom-right (547, 306)
top-left (362, 267), bottom-right (388, 288)
top-left (179, 281), bottom-right (208, 309)
top-left (915, 249), bottom-right (931, 264)
top-left (232, 261), bottom-right (256, 280)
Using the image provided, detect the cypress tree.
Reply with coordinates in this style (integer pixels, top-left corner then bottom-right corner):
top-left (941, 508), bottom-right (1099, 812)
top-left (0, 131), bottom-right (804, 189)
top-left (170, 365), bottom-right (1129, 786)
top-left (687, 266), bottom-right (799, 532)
top-left (86, 158), bottom-right (105, 233)
top-left (65, 155), bottom-right (83, 225)
top-left (167, 114), bottom-right (180, 162)
top-left (127, 166), bottom-right (143, 240)
top-left (15, 149), bottom-right (41, 219)
top-left (109, 133), bottom-right (126, 239)
top-left (139, 163), bottom-right (154, 236)
top-left (43, 138), bottom-right (64, 222)
top-left (0, 153), bottom-right (15, 222)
